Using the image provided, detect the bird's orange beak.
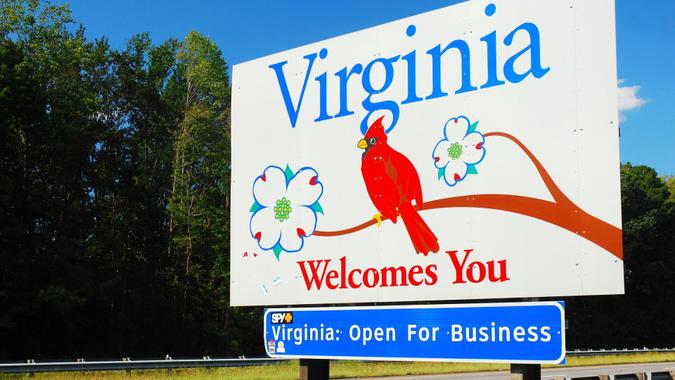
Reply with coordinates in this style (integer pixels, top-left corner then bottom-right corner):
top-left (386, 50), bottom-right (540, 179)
top-left (357, 139), bottom-right (368, 149)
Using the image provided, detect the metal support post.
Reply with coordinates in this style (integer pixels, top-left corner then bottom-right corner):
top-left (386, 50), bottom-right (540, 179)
top-left (299, 358), bottom-right (329, 380)
top-left (511, 297), bottom-right (542, 380)
top-left (510, 363), bottom-right (541, 380)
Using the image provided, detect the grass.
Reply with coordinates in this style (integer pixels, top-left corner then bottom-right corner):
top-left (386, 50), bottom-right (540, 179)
top-left (2, 352), bottom-right (674, 380)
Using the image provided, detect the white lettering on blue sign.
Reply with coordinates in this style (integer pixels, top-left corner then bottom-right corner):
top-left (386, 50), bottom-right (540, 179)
top-left (263, 302), bottom-right (566, 364)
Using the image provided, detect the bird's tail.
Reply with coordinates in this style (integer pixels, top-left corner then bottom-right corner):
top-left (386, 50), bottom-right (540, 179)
top-left (399, 202), bottom-right (440, 255)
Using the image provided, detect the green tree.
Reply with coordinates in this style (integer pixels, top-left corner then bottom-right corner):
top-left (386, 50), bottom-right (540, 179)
top-left (84, 33), bottom-right (184, 355)
top-left (1, 0), bottom-right (262, 355)
top-left (1, 0), bottom-right (116, 357)
top-left (167, 30), bottom-right (250, 354)
top-left (663, 175), bottom-right (675, 205)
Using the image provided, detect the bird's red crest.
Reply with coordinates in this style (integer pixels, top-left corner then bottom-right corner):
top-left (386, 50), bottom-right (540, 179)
top-left (364, 115), bottom-right (388, 142)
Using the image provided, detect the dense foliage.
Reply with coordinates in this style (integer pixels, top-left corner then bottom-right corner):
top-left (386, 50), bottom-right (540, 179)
top-left (0, 0), bottom-right (673, 359)
top-left (0, 0), bottom-right (258, 359)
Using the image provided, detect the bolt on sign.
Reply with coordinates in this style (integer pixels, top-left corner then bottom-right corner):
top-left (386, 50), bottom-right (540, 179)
top-left (230, 0), bottom-right (623, 306)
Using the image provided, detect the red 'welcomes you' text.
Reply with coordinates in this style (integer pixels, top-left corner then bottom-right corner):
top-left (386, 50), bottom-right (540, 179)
top-left (297, 250), bottom-right (510, 291)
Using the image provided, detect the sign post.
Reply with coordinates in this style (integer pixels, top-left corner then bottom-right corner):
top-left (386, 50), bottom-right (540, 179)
top-left (511, 363), bottom-right (541, 380)
top-left (230, 0), bottom-right (622, 377)
top-left (299, 359), bottom-right (329, 380)
top-left (510, 298), bottom-right (543, 379)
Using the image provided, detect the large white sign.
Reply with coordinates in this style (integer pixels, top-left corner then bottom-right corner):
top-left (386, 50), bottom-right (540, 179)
top-left (230, 0), bottom-right (623, 306)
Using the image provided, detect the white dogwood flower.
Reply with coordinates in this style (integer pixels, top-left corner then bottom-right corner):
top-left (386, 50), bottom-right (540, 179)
top-left (432, 116), bottom-right (486, 186)
top-left (249, 165), bottom-right (323, 258)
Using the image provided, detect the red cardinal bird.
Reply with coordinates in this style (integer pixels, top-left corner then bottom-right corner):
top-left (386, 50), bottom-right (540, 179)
top-left (357, 116), bottom-right (440, 255)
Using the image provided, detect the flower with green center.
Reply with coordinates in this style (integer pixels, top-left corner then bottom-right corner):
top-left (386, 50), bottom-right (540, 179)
top-left (250, 165), bottom-right (324, 258)
top-left (273, 197), bottom-right (292, 222)
top-left (433, 116), bottom-right (486, 187)
top-left (447, 142), bottom-right (463, 160)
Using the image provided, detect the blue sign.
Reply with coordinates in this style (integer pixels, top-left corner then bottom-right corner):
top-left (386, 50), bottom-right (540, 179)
top-left (264, 302), bottom-right (565, 364)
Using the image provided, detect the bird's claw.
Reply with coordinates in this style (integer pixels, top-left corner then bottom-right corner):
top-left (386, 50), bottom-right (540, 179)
top-left (372, 213), bottom-right (382, 228)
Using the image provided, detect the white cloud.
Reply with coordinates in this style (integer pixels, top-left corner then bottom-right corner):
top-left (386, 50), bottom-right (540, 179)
top-left (617, 80), bottom-right (647, 121)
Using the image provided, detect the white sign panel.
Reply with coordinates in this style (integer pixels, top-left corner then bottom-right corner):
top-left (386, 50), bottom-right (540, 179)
top-left (230, 0), bottom-right (623, 306)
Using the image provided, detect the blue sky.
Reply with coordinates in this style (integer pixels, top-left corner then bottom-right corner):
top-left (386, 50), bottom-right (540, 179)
top-left (58, 0), bottom-right (674, 175)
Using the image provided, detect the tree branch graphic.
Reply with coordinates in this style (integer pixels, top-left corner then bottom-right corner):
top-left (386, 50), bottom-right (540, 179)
top-left (314, 132), bottom-right (623, 260)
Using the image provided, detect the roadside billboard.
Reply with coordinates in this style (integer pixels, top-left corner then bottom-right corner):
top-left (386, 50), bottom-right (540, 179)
top-left (230, 0), bottom-right (623, 306)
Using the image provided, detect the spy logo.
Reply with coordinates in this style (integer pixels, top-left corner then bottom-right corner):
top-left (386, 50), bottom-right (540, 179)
top-left (271, 312), bottom-right (293, 324)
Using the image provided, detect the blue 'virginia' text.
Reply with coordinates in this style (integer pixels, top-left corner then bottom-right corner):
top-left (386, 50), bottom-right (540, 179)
top-left (269, 3), bottom-right (550, 134)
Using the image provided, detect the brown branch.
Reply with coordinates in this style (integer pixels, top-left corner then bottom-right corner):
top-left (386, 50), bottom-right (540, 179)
top-left (484, 132), bottom-right (572, 206)
top-left (314, 219), bottom-right (379, 237)
top-left (313, 132), bottom-right (623, 260)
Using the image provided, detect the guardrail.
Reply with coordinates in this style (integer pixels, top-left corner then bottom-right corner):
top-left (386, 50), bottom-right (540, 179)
top-left (1, 348), bottom-right (674, 374)
top-left (0, 357), bottom-right (286, 374)
top-left (568, 348), bottom-right (675, 357)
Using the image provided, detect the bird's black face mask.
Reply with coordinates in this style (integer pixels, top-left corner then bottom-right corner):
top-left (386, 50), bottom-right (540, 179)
top-left (358, 137), bottom-right (377, 160)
